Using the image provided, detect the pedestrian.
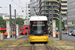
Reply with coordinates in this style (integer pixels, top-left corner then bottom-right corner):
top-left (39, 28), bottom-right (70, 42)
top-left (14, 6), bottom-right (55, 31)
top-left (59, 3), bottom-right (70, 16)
top-left (57, 31), bottom-right (59, 38)
top-left (50, 30), bottom-right (52, 37)
top-left (55, 31), bottom-right (58, 38)
top-left (48, 30), bottom-right (50, 38)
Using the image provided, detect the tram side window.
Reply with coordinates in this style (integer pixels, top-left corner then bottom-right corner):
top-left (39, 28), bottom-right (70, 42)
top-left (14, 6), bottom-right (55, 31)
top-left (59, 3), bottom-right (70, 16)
top-left (1, 30), bottom-right (5, 33)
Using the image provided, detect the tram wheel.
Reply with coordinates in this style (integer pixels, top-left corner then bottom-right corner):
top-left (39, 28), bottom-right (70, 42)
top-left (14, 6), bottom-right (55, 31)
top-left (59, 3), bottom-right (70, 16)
top-left (25, 33), bottom-right (27, 35)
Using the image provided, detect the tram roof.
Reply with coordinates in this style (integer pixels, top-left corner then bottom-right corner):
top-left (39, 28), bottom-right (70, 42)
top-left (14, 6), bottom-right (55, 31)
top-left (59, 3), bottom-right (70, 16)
top-left (30, 16), bottom-right (47, 21)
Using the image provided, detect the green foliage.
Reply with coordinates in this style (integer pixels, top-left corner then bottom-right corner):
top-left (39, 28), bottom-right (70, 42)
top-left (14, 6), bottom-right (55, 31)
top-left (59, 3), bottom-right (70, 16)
top-left (62, 22), bottom-right (65, 29)
top-left (16, 18), bottom-right (24, 25)
top-left (56, 20), bottom-right (59, 28)
top-left (5, 18), bottom-right (25, 25)
top-left (0, 17), bottom-right (6, 25)
top-left (0, 16), bottom-right (25, 25)
top-left (56, 20), bottom-right (65, 30)
top-left (5, 19), bottom-right (10, 21)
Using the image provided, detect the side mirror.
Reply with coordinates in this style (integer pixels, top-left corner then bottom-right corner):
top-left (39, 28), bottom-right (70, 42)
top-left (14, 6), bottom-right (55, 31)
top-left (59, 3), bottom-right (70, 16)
top-left (25, 27), bottom-right (28, 29)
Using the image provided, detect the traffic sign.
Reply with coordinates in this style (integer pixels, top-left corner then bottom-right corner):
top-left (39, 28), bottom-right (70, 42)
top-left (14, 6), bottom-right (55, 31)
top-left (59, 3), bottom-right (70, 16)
top-left (7, 21), bottom-right (9, 23)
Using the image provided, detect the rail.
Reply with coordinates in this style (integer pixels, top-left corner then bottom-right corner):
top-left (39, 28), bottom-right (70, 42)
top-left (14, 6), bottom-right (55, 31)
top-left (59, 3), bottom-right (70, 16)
top-left (45, 44), bottom-right (51, 50)
top-left (15, 41), bottom-right (25, 50)
top-left (31, 44), bottom-right (34, 50)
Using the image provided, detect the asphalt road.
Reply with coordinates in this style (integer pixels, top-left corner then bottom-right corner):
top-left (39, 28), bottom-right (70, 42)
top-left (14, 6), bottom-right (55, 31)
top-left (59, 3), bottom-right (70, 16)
top-left (4, 34), bottom-right (75, 42)
top-left (5, 35), bottom-right (25, 40)
top-left (62, 34), bottom-right (75, 42)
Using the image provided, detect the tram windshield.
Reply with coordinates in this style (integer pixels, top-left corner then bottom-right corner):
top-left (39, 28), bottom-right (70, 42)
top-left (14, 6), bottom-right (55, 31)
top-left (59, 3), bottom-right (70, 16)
top-left (30, 21), bottom-right (48, 35)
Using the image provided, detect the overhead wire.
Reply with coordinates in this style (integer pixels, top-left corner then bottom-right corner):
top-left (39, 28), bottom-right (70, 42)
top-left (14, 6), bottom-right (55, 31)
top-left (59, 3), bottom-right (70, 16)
top-left (11, 0), bottom-right (22, 9)
top-left (11, 0), bottom-right (39, 16)
top-left (11, 0), bottom-right (40, 9)
top-left (19, 0), bottom-right (23, 8)
top-left (11, 0), bottom-right (27, 12)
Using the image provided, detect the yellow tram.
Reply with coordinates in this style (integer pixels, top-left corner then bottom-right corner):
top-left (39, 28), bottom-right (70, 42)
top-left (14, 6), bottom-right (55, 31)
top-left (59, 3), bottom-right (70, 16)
top-left (29, 16), bottom-right (49, 44)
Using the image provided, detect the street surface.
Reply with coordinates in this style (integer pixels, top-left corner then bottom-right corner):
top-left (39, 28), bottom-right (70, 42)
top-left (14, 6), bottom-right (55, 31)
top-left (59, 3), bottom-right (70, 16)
top-left (5, 35), bottom-right (26, 40)
top-left (5, 34), bottom-right (75, 42)
top-left (62, 34), bottom-right (75, 42)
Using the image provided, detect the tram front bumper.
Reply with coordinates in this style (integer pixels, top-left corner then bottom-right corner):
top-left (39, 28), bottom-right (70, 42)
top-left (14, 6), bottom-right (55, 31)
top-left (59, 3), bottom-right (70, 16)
top-left (29, 36), bottom-right (49, 42)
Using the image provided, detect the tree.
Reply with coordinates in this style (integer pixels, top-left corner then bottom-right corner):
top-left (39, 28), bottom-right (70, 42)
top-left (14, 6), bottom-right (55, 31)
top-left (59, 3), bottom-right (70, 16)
top-left (5, 18), bottom-right (25, 25)
top-left (16, 18), bottom-right (24, 25)
top-left (0, 17), bottom-right (6, 25)
top-left (56, 20), bottom-right (59, 28)
top-left (56, 20), bottom-right (65, 30)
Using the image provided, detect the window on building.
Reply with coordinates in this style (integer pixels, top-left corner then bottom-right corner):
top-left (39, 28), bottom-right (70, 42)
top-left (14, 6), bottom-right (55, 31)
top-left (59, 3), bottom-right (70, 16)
top-left (61, 9), bottom-right (67, 11)
top-left (28, 10), bottom-right (30, 11)
top-left (30, 0), bottom-right (32, 2)
top-left (28, 13), bottom-right (31, 14)
top-left (61, 5), bottom-right (67, 7)
top-left (53, 14), bottom-right (58, 17)
top-left (61, 14), bottom-right (66, 16)
top-left (61, 1), bottom-right (67, 3)
top-left (28, 4), bottom-right (30, 8)
top-left (57, 0), bottom-right (59, 1)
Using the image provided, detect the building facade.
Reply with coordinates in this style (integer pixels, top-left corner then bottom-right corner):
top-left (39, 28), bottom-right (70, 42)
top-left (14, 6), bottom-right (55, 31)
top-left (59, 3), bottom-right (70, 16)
top-left (61, 0), bottom-right (67, 28)
top-left (2, 14), bottom-right (24, 20)
top-left (40, 0), bottom-right (67, 19)
top-left (26, 2), bottom-right (30, 19)
top-left (30, 0), bottom-right (67, 28)
top-left (30, 0), bottom-right (67, 19)
top-left (30, 0), bottom-right (40, 16)
top-left (40, 0), bottom-right (59, 20)
top-left (0, 13), bottom-right (7, 17)
top-left (67, 0), bottom-right (75, 31)
top-left (25, 2), bottom-right (30, 25)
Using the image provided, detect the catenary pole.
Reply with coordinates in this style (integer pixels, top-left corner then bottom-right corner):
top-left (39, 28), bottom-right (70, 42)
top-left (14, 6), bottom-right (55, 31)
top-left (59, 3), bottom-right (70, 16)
top-left (52, 3), bottom-right (53, 36)
top-left (9, 4), bottom-right (12, 37)
top-left (14, 9), bottom-right (17, 39)
top-left (59, 0), bottom-right (62, 40)
top-left (49, 9), bottom-right (50, 28)
top-left (52, 3), bottom-right (53, 21)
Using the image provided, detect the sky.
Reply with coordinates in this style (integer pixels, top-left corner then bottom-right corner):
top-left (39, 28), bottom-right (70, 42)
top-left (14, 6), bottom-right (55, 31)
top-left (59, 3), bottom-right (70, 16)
top-left (0, 0), bottom-right (30, 19)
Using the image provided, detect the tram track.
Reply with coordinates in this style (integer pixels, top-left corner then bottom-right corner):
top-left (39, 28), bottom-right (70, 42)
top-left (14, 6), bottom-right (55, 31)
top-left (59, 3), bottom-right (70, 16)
top-left (5, 43), bottom-right (61, 50)
top-left (31, 44), bottom-right (35, 50)
top-left (0, 36), bottom-right (26, 50)
top-left (0, 35), bottom-right (61, 50)
top-left (14, 36), bottom-right (27, 50)
top-left (45, 44), bottom-right (51, 50)
top-left (15, 41), bottom-right (25, 50)
top-left (0, 43), bottom-right (12, 50)
top-left (31, 44), bottom-right (52, 50)
top-left (31, 44), bottom-right (61, 50)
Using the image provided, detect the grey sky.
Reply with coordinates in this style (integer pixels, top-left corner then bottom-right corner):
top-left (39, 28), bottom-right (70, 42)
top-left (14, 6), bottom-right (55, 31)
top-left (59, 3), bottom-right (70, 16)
top-left (0, 0), bottom-right (30, 18)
